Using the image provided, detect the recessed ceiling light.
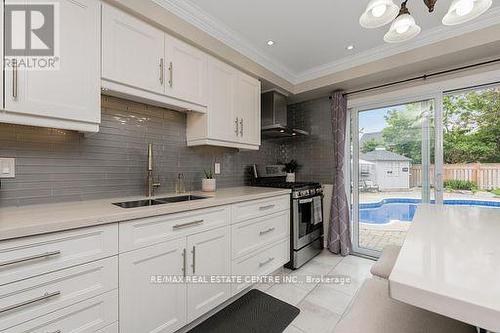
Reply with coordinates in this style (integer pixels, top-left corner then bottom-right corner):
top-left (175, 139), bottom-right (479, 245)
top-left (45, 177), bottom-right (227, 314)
top-left (267, 40), bottom-right (275, 46)
top-left (347, 45), bottom-right (355, 50)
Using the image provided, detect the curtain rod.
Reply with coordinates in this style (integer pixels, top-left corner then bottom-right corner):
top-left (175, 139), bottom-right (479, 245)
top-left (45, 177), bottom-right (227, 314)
top-left (331, 58), bottom-right (500, 98)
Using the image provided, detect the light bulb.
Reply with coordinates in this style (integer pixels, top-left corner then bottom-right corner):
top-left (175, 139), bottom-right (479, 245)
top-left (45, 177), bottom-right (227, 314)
top-left (371, 4), bottom-right (387, 17)
top-left (455, 0), bottom-right (474, 16)
top-left (394, 16), bottom-right (411, 34)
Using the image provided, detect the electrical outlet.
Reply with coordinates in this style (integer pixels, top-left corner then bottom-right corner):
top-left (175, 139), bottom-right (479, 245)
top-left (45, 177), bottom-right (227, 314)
top-left (214, 163), bottom-right (221, 175)
top-left (0, 158), bottom-right (15, 178)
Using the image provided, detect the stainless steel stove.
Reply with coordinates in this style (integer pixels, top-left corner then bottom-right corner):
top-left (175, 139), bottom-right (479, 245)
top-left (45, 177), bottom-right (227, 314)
top-left (251, 165), bottom-right (324, 269)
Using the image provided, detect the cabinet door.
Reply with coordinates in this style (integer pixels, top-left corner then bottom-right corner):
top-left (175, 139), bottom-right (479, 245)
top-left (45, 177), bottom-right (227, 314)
top-left (236, 73), bottom-right (261, 146)
top-left (102, 3), bottom-right (164, 95)
top-left (186, 227), bottom-right (231, 322)
top-left (119, 238), bottom-right (186, 333)
top-left (165, 35), bottom-right (207, 106)
top-left (4, 0), bottom-right (100, 126)
top-left (207, 57), bottom-right (238, 142)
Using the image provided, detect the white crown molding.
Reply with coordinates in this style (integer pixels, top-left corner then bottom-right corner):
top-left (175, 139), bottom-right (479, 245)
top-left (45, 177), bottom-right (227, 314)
top-left (152, 1), bottom-right (500, 86)
top-left (152, 0), bottom-right (297, 82)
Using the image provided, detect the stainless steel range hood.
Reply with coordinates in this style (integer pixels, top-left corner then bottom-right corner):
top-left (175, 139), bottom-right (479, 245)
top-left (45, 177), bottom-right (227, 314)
top-left (261, 91), bottom-right (309, 139)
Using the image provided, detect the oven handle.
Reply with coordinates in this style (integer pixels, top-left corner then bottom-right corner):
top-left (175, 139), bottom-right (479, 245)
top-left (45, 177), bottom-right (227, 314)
top-left (296, 194), bottom-right (323, 204)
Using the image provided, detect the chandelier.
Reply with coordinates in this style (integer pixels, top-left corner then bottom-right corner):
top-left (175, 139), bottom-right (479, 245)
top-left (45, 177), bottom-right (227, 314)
top-left (359, 0), bottom-right (493, 43)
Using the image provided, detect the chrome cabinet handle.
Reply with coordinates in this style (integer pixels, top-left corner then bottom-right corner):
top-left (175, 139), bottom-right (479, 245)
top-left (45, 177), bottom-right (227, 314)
top-left (258, 257), bottom-right (275, 267)
top-left (240, 118), bottom-right (243, 137)
top-left (259, 204), bottom-right (275, 211)
top-left (182, 248), bottom-right (186, 278)
top-left (0, 250), bottom-right (61, 267)
top-left (235, 117), bottom-right (239, 137)
top-left (172, 220), bottom-right (204, 230)
top-left (0, 291), bottom-right (61, 314)
top-left (12, 60), bottom-right (18, 99)
top-left (159, 58), bottom-right (164, 85)
top-left (259, 227), bottom-right (275, 236)
top-left (168, 61), bottom-right (173, 87)
top-left (191, 246), bottom-right (196, 274)
top-left (47, 330), bottom-right (61, 333)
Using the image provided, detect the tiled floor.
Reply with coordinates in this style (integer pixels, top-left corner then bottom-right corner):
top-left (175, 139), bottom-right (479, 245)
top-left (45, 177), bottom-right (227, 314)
top-left (254, 250), bottom-right (375, 333)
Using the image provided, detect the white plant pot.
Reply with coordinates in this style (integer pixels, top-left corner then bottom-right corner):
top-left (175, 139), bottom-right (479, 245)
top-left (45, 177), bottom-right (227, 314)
top-left (286, 173), bottom-right (295, 182)
top-left (202, 178), bottom-right (216, 192)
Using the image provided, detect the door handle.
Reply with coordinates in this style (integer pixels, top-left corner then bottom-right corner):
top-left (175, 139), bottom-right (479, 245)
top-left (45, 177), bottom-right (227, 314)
top-left (240, 118), bottom-right (243, 137)
top-left (182, 248), bottom-right (186, 278)
top-left (159, 58), bottom-right (164, 85)
top-left (259, 204), bottom-right (275, 211)
top-left (168, 61), bottom-right (173, 87)
top-left (12, 60), bottom-right (18, 99)
top-left (235, 117), bottom-right (239, 137)
top-left (191, 246), bottom-right (196, 274)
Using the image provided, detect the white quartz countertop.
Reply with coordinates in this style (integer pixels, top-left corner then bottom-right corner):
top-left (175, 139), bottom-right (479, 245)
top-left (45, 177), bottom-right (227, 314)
top-left (389, 205), bottom-right (500, 332)
top-left (0, 187), bottom-right (291, 241)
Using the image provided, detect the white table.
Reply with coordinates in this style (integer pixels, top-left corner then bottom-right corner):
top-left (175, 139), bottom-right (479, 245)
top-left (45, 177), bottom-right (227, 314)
top-left (389, 205), bottom-right (500, 332)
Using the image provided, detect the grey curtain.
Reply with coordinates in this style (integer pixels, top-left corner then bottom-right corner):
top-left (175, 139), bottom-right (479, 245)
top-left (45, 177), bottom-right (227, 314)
top-left (327, 91), bottom-right (351, 256)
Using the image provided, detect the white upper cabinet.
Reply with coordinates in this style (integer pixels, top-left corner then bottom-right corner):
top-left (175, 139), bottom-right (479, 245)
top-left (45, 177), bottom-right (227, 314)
top-left (236, 72), bottom-right (261, 146)
top-left (187, 56), bottom-right (261, 150)
top-left (165, 34), bottom-right (207, 107)
top-left (101, 4), bottom-right (207, 113)
top-left (101, 3), bottom-right (164, 95)
top-left (2, 0), bottom-right (100, 132)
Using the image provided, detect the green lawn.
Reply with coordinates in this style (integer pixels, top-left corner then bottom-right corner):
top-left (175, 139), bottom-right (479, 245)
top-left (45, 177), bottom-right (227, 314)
top-left (492, 189), bottom-right (500, 196)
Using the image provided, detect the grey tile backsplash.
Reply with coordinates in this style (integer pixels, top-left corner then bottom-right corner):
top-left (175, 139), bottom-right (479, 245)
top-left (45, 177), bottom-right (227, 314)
top-left (0, 96), bottom-right (287, 207)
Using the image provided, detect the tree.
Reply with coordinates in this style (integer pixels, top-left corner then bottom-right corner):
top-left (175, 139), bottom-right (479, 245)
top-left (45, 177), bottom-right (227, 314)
top-left (443, 88), bottom-right (500, 163)
top-left (361, 139), bottom-right (383, 153)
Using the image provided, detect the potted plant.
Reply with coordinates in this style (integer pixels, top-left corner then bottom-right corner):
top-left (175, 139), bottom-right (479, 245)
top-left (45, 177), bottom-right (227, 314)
top-left (282, 160), bottom-right (300, 182)
top-left (202, 169), bottom-right (216, 192)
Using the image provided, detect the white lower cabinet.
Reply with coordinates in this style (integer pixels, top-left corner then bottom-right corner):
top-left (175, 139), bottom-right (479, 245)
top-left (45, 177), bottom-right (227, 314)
top-left (119, 238), bottom-right (186, 333)
top-left (186, 227), bottom-right (231, 322)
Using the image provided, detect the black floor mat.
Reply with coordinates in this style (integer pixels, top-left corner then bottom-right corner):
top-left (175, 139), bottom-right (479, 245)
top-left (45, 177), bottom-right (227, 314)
top-left (187, 289), bottom-right (300, 333)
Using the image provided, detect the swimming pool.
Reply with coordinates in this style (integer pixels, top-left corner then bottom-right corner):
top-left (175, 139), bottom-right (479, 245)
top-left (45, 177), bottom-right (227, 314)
top-left (359, 198), bottom-right (500, 224)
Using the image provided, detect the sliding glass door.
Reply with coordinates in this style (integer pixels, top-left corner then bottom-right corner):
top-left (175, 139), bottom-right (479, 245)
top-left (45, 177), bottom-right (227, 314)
top-left (351, 99), bottom-right (436, 257)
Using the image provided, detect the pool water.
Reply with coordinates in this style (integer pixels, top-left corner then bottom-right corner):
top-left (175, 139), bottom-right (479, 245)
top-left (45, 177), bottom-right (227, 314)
top-left (360, 198), bottom-right (500, 224)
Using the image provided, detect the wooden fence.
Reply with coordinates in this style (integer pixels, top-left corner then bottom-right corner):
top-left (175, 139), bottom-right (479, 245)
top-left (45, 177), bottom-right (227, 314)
top-left (410, 163), bottom-right (500, 190)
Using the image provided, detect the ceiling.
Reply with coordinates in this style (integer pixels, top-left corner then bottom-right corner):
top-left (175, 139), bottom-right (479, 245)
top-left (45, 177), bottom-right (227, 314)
top-left (156, 0), bottom-right (500, 85)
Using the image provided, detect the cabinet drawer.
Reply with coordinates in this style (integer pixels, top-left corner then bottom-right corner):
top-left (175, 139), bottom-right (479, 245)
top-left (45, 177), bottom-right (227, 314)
top-left (231, 211), bottom-right (289, 259)
top-left (0, 224), bottom-right (118, 286)
top-left (119, 206), bottom-right (230, 252)
top-left (231, 195), bottom-right (289, 223)
top-left (0, 257), bottom-right (118, 331)
top-left (4, 290), bottom-right (118, 333)
top-left (231, 239), bottom-right (289, 294)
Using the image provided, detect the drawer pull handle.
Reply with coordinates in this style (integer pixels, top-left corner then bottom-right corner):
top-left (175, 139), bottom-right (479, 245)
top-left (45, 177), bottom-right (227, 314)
top-left (0, 250), bottom-right (61, 267)
top-left (259, 227), bottom-right (276, 236)
top-left (0, 291), bottom-right (61, 314)
top-left (259, 257), bottom-right (275, 267)
top-left (48, 330), bottom-right (61, 333)
top-left (259, 204), bottom-right (275, 211)
top-left (173, 220), bottom-right (204, 230)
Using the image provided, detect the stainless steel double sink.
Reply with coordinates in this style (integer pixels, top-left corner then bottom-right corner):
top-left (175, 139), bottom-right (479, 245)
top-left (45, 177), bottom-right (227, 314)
top-left (113, 195), bottom-right (207, 208)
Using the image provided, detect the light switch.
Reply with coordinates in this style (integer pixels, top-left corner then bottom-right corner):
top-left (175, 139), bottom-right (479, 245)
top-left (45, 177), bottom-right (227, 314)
top-left (214, 163), bottom-right (221, 175)
top-left (0, 158), bottom-right (15, 178)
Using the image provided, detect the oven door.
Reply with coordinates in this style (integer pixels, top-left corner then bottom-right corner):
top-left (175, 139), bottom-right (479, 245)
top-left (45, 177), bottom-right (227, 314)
top-left (293, 195), bottom-right (323, 250)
